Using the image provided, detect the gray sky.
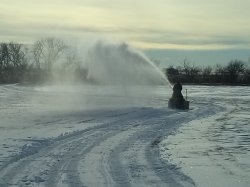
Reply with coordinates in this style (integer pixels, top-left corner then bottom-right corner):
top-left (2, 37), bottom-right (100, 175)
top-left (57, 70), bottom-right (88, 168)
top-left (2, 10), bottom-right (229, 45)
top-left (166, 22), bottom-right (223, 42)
top-left (1, 0), bottom-right (250, 65)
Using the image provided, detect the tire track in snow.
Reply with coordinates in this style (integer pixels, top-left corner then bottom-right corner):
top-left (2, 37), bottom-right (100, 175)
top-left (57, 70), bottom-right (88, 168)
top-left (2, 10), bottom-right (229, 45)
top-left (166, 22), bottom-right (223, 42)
top-left (0, 129), bottom-right (102, 187)
top-left (0, 108), bottom-right (154, 187)
top-left (0, 104), bottom-right (222, 187)
top-left (107, 104), bottom-right (221, 187)
top-left (79, 124), bottom-right (142, 187)
top-left (0, 116), bottom-right (124, 187)
top-left (63, 109), bottom-right (156, 187)
top-left (67, 109), bottom-right (157, 187)
top-left (45, 130), bottom-right (105, 187)
top-left (79, 109), bottom-right (180, 186)
top-left (107, 112), bottom-right (193, 187)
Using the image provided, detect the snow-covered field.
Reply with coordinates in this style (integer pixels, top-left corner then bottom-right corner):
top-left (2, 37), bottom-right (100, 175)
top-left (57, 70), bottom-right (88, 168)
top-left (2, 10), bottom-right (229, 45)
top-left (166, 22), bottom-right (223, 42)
top-left (160, 86), bottom-right (250, 187)
top-left (0, 84), bottom-right (249, 187)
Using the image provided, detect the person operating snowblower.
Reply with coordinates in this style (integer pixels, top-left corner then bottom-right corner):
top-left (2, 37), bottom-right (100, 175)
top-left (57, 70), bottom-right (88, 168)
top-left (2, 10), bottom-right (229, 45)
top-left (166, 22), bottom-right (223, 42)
top-left (168, 82), bottom-right (189, 110)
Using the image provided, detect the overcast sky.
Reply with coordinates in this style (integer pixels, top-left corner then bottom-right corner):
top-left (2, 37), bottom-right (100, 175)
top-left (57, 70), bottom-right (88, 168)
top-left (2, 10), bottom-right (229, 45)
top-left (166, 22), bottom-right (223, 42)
top-left (1, 0), bottom-right (249, 65)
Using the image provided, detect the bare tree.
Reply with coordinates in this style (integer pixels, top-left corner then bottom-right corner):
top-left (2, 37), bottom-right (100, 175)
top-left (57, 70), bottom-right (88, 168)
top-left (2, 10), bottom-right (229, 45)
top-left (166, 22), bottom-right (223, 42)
top-left (202, 66), bottom-right (212, 76)
top-left (0, 43), bottom-right (10, 69)
top-left (183, 58), bottom-right (191, 76)
top-left (8, 43), bottom-right (26, 68)
top-left (226, 60), bottom-right (245, 83)
top-left (243, 67), bottom-right (250, 83)
top-left (41, 38), bottom-right (66, 72)
top-left (32, 38), bottom-right (66, 72)
top-left (214, 64), bottom-right (227, 83)
top-left (201, 66), bottom-right (212, 83)
top-left (182, 59), bottom-right (201, 82)
top-left (0, 42), bottom-right (28, 83)
top-left (32, 40), bottom-right (44, 70)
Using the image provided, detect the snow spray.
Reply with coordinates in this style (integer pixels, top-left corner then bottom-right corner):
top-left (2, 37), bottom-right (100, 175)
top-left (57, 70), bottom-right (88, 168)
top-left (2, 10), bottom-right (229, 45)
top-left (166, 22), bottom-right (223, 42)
top-left (83, 40), bottom-right (171, 87)
top-left (33, 38), bottom-right (172, 108)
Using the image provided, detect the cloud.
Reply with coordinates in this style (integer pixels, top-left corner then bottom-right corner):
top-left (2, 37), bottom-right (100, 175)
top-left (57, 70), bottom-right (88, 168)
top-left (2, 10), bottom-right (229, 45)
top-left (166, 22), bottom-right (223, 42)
top-left (1, 18), bottom-right (250, 50)
top-left (0, 0), bottom-right (250, 50)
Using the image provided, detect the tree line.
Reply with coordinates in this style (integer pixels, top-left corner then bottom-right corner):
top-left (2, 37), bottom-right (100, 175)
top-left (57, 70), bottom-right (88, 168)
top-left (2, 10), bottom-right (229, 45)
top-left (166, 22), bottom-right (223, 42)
top-left (0, 39), bottom-right (250, 85)
top-left (165, 59), bottom-right (250, 85)
top-left (0, 42), bottom-right (28, 83)
top-left (0, 38), bottom-right (88, 84)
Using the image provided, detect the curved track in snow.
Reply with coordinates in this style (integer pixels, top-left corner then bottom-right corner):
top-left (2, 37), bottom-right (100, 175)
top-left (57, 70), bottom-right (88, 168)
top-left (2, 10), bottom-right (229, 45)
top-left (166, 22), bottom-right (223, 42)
top-left (0, 99), bottom-right (220, 187)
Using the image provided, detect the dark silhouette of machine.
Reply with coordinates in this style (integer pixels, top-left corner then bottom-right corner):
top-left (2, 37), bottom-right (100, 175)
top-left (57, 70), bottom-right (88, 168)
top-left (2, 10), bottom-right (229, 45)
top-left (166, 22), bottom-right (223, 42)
top-left (168, 82), bottom-right (189, 110)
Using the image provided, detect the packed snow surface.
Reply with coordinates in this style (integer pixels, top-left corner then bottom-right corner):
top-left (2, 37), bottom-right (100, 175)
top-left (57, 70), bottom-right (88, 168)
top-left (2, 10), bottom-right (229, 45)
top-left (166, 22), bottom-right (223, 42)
top-left (160, 86), bottom-right (250, 187)
top-left (0, 84), bottom-right (249, 187)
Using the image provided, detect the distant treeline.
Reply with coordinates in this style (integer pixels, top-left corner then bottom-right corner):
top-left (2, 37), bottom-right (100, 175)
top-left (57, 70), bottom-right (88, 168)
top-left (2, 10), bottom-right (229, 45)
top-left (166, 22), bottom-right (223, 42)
top-left (0, 42), bottom-right (28, 83)
top-left (1, 39), bottom-right (250, 85)
top-left (164, 59), bottom-right (250, 85)
top-left (0, 38), bottom-right (88, 84)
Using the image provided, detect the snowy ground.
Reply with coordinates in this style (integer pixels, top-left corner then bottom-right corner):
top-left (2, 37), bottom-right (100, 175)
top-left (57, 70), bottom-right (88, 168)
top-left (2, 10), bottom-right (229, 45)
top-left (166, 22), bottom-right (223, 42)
top-left (160, 86), bottom-right (250, 187)
top-left (0, 84), bottom-right (249, 187)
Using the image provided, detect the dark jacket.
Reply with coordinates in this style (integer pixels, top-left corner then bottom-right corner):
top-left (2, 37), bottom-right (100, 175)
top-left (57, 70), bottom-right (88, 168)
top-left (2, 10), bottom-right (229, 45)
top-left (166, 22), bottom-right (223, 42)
top-left (172, 82), bottom-right (184, 102)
